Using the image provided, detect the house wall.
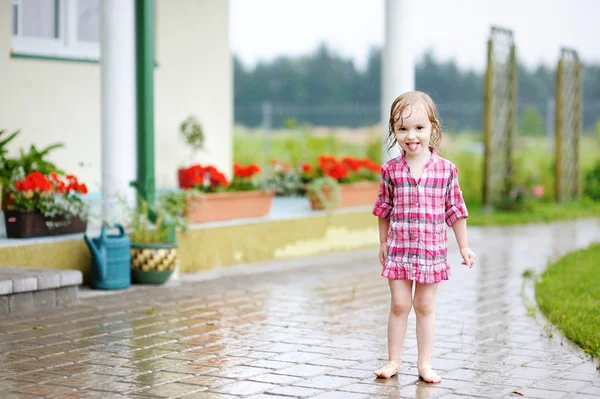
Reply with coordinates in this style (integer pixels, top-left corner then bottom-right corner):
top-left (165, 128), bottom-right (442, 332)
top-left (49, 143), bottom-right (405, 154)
top-left (0, 0), bottom-right (232, 193)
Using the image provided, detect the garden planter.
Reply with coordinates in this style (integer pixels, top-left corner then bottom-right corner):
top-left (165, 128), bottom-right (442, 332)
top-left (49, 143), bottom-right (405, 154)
top-left (184, 190), bottom-right (274, 223)
top-left (338, 181), bottom-right (380, 208)
top-left (130, 242), bottom-right (178, 284)
top-left (3, 209), bottom-right (87, 239)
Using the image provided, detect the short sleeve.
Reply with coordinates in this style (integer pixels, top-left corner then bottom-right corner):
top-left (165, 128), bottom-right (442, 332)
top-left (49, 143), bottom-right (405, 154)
top-left (372, 165), bottom-right (393, 219)
top-left (445, 165), bottom-right (468, 227)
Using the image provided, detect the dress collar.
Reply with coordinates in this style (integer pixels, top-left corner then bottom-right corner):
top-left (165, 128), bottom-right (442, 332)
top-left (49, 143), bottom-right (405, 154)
top-left (400, 148), bottom-right (438, 172)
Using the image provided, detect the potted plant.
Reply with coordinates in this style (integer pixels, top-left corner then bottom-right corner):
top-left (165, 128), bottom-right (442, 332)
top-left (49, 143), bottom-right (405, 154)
top-left (315, 155), bottom-right (381, 208)
top-left (306, 176), bottom-right (341, 210)
top-left (178, 162), bottom-right (274, 223)
top-left (1, 134), bottom-right (65, 209)
top-left (127, 193), bottom-right (187, 284)
top-left (3, 170), bottom-right (89, 238)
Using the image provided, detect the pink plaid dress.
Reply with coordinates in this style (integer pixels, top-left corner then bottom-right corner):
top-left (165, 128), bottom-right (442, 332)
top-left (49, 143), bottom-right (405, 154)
top-left (372, 150), bottom-right (468, 284)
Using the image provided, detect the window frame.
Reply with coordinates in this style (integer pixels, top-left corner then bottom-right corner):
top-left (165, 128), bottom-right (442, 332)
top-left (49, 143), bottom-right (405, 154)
top-left (11, 0), bottom-right (100, 62)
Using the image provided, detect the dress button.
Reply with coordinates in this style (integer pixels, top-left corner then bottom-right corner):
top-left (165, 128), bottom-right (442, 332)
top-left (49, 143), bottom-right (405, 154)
top-left (413, 255), bottom-right (417, 259)
top-left (416, 238), bottom-right (419, 242)
top-left (416, 202), bottom-right (419, 207)
top-left (412, 269), bottom-right (416, 274)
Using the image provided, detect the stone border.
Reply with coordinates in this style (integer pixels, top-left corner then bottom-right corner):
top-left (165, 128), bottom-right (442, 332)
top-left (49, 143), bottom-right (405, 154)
top-left (0, 268), bottom-right (82, 316)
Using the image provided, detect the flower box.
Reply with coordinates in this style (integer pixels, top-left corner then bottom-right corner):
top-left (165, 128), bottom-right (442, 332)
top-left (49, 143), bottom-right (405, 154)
top-left (184, 190), bottom-right (274, 223)
top-left (338, 181), bottom-right (380, 208)
top-left (4, 209), bottom-right (87, 239)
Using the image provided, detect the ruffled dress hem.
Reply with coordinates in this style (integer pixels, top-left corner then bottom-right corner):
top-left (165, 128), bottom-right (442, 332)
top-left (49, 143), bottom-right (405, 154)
top-left (381, 260), bottom-right (450, 284)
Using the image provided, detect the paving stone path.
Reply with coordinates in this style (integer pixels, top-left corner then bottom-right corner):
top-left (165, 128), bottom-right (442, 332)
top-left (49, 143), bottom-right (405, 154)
top-left (0, 219), bottom-right (599, 399)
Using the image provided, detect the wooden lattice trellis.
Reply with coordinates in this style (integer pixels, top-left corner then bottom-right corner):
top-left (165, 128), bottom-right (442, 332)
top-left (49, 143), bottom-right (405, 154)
top-left (554, 48), bottom-right (583, 202)
top-left (482, 26), bottom-right (518, 209)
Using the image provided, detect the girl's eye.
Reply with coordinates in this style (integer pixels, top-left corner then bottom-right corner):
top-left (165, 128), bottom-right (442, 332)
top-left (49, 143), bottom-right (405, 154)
top-left (417, 126), bottom-right (423, 130)
top-left (398, 128), bottom-right (406, 132)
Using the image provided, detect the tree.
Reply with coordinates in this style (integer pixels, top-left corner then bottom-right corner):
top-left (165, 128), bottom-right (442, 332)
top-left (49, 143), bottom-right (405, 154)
top-left (232, 42), bottom-right (600, 129)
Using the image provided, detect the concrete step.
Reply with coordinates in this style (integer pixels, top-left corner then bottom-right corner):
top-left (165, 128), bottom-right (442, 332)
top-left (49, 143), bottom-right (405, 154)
top-left (0, 268), bottom-right (82, 316)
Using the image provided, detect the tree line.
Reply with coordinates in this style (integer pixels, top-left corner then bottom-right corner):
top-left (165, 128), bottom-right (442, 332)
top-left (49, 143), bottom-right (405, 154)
top-left (234, 43), bottom-right (600, 131)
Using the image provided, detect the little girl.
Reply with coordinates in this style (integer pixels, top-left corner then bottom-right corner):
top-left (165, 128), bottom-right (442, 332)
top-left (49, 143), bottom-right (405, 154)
top-left (372, 91), bottom-right (476, 383)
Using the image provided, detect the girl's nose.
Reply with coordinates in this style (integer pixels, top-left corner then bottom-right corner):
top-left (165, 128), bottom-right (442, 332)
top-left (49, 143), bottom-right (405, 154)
top-left (407, 130), bottom-right (416, 139)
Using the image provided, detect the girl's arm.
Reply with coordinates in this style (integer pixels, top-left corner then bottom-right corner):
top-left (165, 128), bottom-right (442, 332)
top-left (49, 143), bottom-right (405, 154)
top-left (378, 216), bottom-right (390, 243)
top-left (373, 164), bottom-right (393, 266)
top-left (445, 165), bottom-right (475, 266)
top-left (452, 218), bottom-right (476, 267)
top-left (451, 218), bottom-right (468, 249)
top-left (378, 216), bottom-right (390, 266)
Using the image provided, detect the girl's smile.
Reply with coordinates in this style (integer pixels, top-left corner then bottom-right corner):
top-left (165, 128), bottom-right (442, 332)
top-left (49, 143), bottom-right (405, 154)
top-left (393, 103), bottom-right (433, 158)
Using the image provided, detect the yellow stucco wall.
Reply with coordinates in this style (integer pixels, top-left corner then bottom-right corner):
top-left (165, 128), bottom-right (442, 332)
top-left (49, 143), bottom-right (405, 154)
top-left (177, 210), bottom-right (379, 273)
top-left (0, 210), bottom-right (379, 283)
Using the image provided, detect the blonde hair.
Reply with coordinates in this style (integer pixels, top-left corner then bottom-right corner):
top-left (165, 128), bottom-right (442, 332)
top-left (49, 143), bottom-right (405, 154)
top-left (386, 91), bottom-right (442, 151)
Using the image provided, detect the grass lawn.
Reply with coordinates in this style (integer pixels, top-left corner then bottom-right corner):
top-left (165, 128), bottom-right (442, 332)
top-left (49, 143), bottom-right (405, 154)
top-left (535, 243), bottom-right (600, 358)
top-left (467, 200), bottom-right (600, 226)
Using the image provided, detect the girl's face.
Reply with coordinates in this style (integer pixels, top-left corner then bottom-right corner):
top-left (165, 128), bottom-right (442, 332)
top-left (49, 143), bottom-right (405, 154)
top-left (393, 103), bottom-right (433, 158)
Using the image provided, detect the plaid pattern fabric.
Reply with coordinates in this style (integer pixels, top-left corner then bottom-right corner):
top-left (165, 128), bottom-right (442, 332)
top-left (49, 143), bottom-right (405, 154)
top-left (372, 150), bottom-right (468, 284)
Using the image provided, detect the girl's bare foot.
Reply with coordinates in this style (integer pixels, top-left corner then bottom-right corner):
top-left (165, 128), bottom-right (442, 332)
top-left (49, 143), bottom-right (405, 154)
top-left (374, 361), bottom-right (400, 378)
top-left (418, 364), bottom-right (441, 383)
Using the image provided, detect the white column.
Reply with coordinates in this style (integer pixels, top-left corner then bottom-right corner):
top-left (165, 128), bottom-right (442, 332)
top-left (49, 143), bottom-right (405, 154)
top-left (100, 0), bottom-right (137, 223)
top-left (381, 0), bottom-right (415, 163)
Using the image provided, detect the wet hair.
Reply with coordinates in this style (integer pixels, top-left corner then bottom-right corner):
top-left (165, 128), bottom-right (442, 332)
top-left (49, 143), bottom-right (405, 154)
top-left (386, 91), bottom-right (443, 152)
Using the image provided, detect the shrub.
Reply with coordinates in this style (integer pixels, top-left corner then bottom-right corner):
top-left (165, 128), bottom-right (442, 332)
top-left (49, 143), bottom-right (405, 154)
top-left (583, 161), bottom-right (600, 201)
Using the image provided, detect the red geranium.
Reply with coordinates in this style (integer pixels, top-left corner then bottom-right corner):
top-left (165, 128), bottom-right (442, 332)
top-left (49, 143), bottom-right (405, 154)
top-left (342, 156), bottom-right (362, 172)
top-left (315, 155), bottom-right (380, 183)
top-left (233, 163), bottom-right (261, 178)
top-left (8, 171), bottom-right (89, 216)
top-left (14, 171), bottom-right (52, 193)
top-left (178, 164), bottom-right (229, 192)
top-left (231, 163), bottom-right (262, 192)
top-left (317, 155), bottom-right (349, 182)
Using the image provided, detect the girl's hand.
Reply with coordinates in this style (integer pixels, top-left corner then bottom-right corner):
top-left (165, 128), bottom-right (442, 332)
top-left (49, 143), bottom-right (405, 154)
top-left (379, 243), bottom-right (387, 266)
top-left (460, 248), bottom-right (476, 268)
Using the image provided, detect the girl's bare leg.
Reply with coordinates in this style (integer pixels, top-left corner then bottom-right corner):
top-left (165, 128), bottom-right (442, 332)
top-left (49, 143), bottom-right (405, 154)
top-left (374, 279), bottom-right (413, 378)
top-left (413, 282), bottom-right (441, 383)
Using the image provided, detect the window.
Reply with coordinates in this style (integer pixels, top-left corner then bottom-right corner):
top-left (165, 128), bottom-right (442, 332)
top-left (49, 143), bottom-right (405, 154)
top-left (77, 0), bottom-right (99, 43)
top-left (11, 0), bottom-right (100, 61)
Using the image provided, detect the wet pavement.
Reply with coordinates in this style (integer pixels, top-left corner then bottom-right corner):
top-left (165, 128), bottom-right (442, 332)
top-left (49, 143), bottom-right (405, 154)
top-left (0, 218), bottom-right (599, 398)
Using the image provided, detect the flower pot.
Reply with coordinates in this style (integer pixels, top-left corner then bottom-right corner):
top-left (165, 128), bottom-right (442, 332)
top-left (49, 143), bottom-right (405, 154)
top-left (131, 269), bottom-right (174, 285)
top-left (3, 209), bottom-right (87, 239)
top-left (130, 242), bottom-right (178, 284)
top-left (184, 190), bottom-right (274, 223)
top-left (338, 181), bottom-right (380, 208)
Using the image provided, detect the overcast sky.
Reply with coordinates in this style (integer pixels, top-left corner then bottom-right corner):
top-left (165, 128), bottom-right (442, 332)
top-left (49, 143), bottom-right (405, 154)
top-left (230, 0), bottom-right (598, 72)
